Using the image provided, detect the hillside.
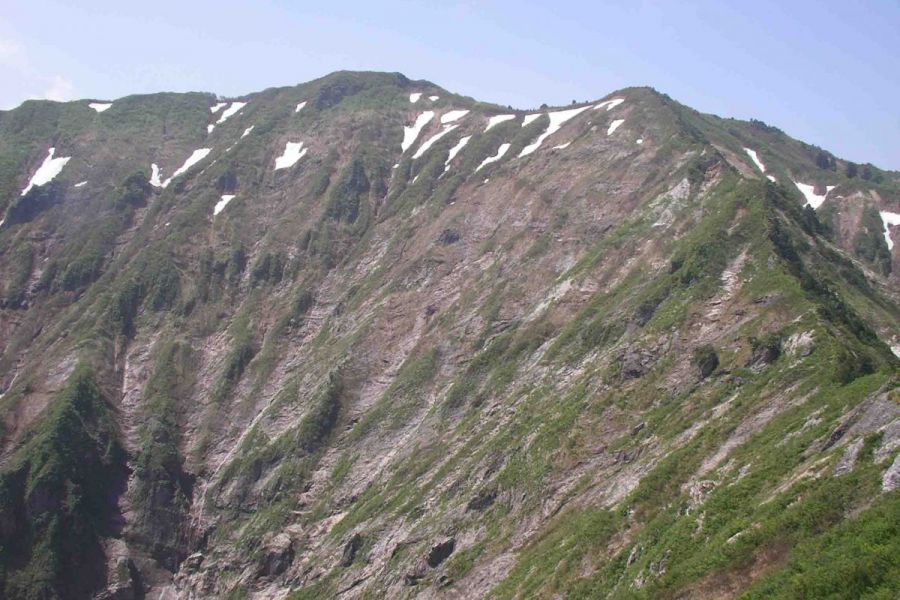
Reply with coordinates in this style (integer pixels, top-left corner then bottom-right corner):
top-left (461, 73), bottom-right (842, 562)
top-left (0, 70), bottom-right (898, 599)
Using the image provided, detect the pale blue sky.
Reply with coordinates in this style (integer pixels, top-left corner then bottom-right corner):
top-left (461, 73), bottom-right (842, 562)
top-left (1, 0), bottom-right (897, 168)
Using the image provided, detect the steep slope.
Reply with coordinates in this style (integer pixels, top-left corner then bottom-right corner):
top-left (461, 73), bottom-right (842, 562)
top-left (0, 71), bottom-right (898, 599)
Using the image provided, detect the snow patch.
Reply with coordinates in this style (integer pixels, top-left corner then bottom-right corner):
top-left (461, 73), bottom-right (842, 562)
top-left (401, 111), bottom-right (435, 152)
top-left (210, 102), bottom-right (227, 114)
top-left (880, 211), bottom-right (900, 250)
top-left (444, 135), bottom-right (471, 171)
top-left (476, 143), bottom-right (511, 172)
top-left (274, 142), bottom-right (307, 170)
top-left (520, 106), bottom-right (592, 157)
top-left (74, 181), bottom-right (87, 188)
top-left (552, 142), bottom-right (571, 150)
top-left (214, 195), bottom-right (235, 216)
top-left (428, 95), bottom-right (439, 101)
top-left (636, 138), bottom-right (644, 145)
top-left (413, 124), bottom-right (459, 159)
top-left (241, 126), bottom-right (254, 138)
top-left (21, 148), bottom-right (71, 195)
top-left (593, 98), bottom-right (624, 111)
top-left (767, 175), bottom-right (777, 182)
top-left (162, 148), bottom-right (211, 188)
top-left (207, 124), bottom-right (215, 134)
top-left (607, 119), bottom-right (625, 135)
top-left (409, 93), bottom-right (422, 103)
top-left (216, 101), bottom-right (247, 124)
top-left (440, 109), bottom-right (469, 124)
top-left (485, 114), bottom-right (515, 131)
top-left (793, 182), bottom-right (834, 209)
top-left (88, 102), bottom-right (112, 113)
top-left (522, 113), bottom-right (542, 126)
top-left (743, 148), bottom-right (766, 173)
top-left (295, 101), bottom-right (307, 113)
top-left (150, 164), bottom-right (162, 187)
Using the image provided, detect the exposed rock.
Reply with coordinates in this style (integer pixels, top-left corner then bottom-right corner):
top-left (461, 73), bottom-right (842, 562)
top-left (426, 537), bottom-right (456, 568)
top-left (257, 533), bottom-right (294, 577)
top-left (784, 331), bottom-right (814, 357)
top-left (340, 533), bottom-right (364, 567)
top-left (833, 438), bottom-right (864, 476)
top-left (883, 453), bottom-right (900, 492)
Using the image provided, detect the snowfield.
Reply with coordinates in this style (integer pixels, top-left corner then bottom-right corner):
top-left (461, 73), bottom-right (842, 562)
top-left (210, 102), bottom-right (227, 113)
top-left (440, 109), bottom-right (469, 124)
top-left (485, 114), bottom-right (515, 131)
top-left (413, 125), bottom-right (459, 159)
top-left (519, 106), bottom-right (591, 157)
top-left (162, 149), bottom-right (211, 188)
top-left (607, 119), bottom-right (625, 135)
top-left (88, 102), bottom-right (112, 113)
top-left (522, 114), bottom-right (542, 127)
top-left (793, 182), bottom-right (835, 209)
top-left (150, 164), bottom-right (162, 187)
top-left (214, 195), bottom-right (235, 216)
top-left (274, 142), bottom-right (307, 170)
top-left (476, 143), bottom-right (511, 171)
top-left (594, 98), bottom-right (624, 111)
top-left (401, 111), bottom-right (435, 152)
top-left (409, 93), bottom-right (422, 103)
top-left (295, 101), bottom-right (307, 113)
top-left (744, 148), bottom-right (766, 173)
top-left (216, 101), bottom-right (247, 124)
top-left (21, 148), bottom-right (71, 195)
top-left (880, 211), bottom-right (900, 250)
top-left (444, 135), bottom-right (472, 171)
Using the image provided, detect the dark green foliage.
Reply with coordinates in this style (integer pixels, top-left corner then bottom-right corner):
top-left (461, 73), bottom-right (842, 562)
top-left (2, 243), bottom-right (34, 307)
top-left (326, 157), bottom-right (370, 224)
top-left (693, 344), bottom-right (719, 378)
top-left (815, 150), bottom-right (836, 170)
top-left (846, 162), bottom-right (858, 178)
top-left (3, 181), bottom-right (65, 226)
top-left (115, 171), bottom-right (151, 210)
top-left (853, 205), bottom-right (892, 275)
top-left (129, 342), bottom-right (195, 570)
top-left (0, 364), bottom-right (125, 599)
top-left (438, 228), bottom-right (460, 245)
top-left (296, 372), bottom-right (344, 453)
top-left (250, 252), bottom-right (286, 286)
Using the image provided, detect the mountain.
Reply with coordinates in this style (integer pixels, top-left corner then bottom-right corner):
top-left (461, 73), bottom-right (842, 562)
top-left (0, 70), bottom-right (898, 599)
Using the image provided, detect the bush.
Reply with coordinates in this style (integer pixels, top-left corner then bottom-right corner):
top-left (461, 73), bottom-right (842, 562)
top-left (693, 344), bottom-right (719, 378)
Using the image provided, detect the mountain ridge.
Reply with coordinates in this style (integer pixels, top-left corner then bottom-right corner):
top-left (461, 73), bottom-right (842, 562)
top-left (0, 70), bottom-right (898, 599)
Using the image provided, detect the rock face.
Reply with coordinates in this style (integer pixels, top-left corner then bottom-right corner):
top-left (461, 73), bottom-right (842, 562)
top-left (0, 71), bottom-right (898, 599)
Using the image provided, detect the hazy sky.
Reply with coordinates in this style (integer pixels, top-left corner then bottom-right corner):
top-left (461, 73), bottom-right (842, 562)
top-left (1, 0), bottom-right (897, 168)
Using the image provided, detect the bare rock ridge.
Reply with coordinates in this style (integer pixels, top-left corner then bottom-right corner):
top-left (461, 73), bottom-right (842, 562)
top-left (0, 70), bottom-right (898, 599)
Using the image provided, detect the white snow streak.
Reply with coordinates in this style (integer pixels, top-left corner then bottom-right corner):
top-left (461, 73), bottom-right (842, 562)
top-left (274, 142), bottom-right (307, 170)
top-left (440, 109), bottom-right (469, 124)
top-left (519, 105), bottom-right (592, 157)
top-left (767, 175), bottom-right (777, 182)
top-left (74, 181), bottom-right (87, 188)
top-left (793, 182), bottom-right (835, 209)
top-left (401, 111), bottom-right (435, 152)
top-left (476, 143), bottom-right (511, 172)
top-left (241, 126), bottom-right (254, 138)
top-left (485, 114), bottom-right (515, 131)
top-left (552, 142), bottom-right (571, 150)
top-left (162, 148), bottom-right (211, 188)
top-left (207, 124), bottom-right (215, 134)
top-left (880, 211), bottom-right (900, 250)
top-left (522, 114), bottom-right (542, 126)
top-left (743, 148), bottom-right (766, 173)
top-left (428, 95), bottom-right (439, 101)
top-left (214, 195), bottom-right (235, 216)
top-left (88, 102), bottom-right (112, 113)
top-left (21, 148), bottom-right (71, 195)
top-left (593, 98), bottom-right (624, 111)
top-left (607, 119), bottom-right (625, 135)
top-left (210, 102), bottom-right (227, 114)
top-left (413, 124), bottom-right (459, 159)
top-left (444, 135), bottom-right (471, 171)
top-left (150, 164), bottom-right (162, 187)
top-left (409, 93), bottom-right (422, 103)
top-left (216, 101), bottom-right (247, 124)
top-left (295, 101), bottom-right (307, 113)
